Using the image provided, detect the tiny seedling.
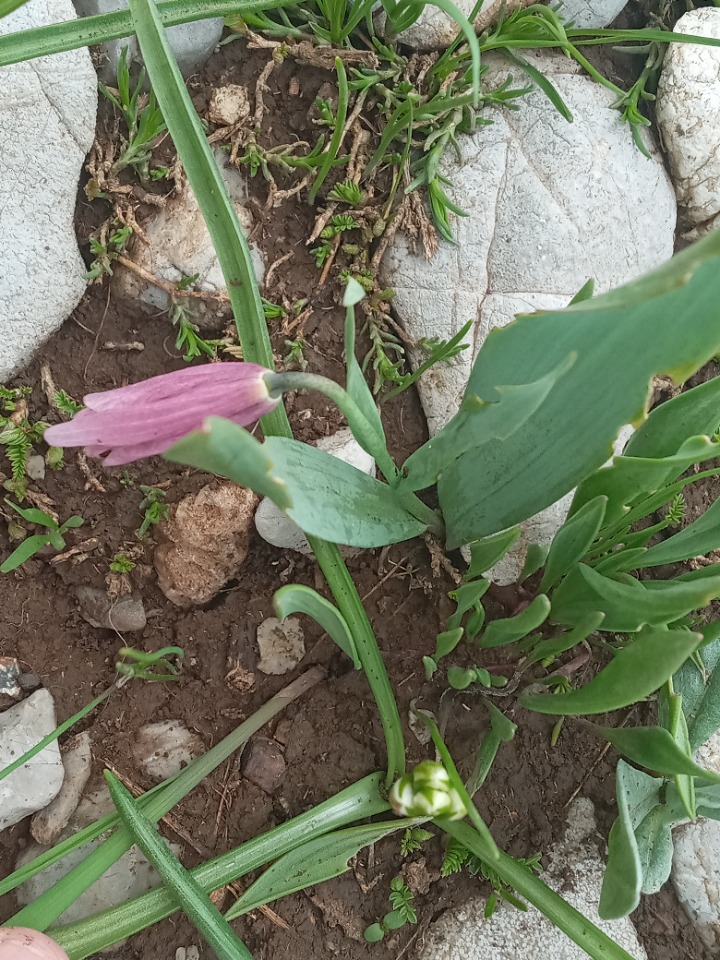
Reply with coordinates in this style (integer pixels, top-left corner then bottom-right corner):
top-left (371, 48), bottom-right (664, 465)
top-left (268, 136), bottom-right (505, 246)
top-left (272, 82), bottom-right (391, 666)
top-left (170, 300), bottom-right (218, 362)
top-left (364, 876), bottom-right (417, 942)
top-left (328, 179), bottom-right (365, 206)
top-left (441, 838), bottom-right (541, 917)
top-left (137, 485), bottom-right (169, 537)
top-left (99, 46), bottom-right (167, 180)
top-left (1, 500), bottom-right (84, 573)
top-left (115, 645), bottom-right (184, 682)
top-left (447, 665), bottom-right (509, 692)
top-left (283, 338), bottom-right (308, 371)
top-left (86, 222), bottom-right (133, 282)
top-left (400, 826), bottom-right (434, 856)
top-left (109, 553), bottom-right (136, 574)
top-left (54, 390), bottom-right (83, 418)
top-left (0, 386), bottom-right (48, 498)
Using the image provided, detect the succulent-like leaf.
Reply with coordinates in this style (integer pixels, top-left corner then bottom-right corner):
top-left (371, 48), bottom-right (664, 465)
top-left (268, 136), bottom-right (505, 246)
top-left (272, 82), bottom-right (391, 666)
top-left (540, 496), bottom-right (607, 591)
top-left (479, 595), bottom-right (551, 648)
top-left (274, 584), bottom-right (360, 669)
top-left (641, 497), bottom-right (720, 568)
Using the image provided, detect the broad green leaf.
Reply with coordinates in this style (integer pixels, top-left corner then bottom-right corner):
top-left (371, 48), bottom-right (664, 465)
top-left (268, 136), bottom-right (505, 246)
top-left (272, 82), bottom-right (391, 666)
top-left (438, 231), bottom-right (720, 548)
top-left (167, 418), bottom-right (427, 548)
top-left (50, 775), bottom-right (388, 959)
top-left (641, 497), bottom-right (720, 568)
top-left (465, 528), bottom-right (521, 580)
top-left (468, 702), bottom-right (517, 794)
top-left (526, 612), bottom-right (605, 666)
top-left (671, 632), bottom-right (720, 752)
top-left (343, 281), bottom-right (386, 456)
top-left (599, 762), bottom-right (661, 919)
top-left (448, 579), bottom-right (489, 629)
top-left (479, 595), bottom-right (551, 648)
top-left (695, 784), bottom-right (720, 820)
top-left (1, 534), bottom-right (51, 572)
top-left (588, 725), bottom-right (720, 784)
top-left (273, 585), bottom-right (359, 669)
top-left (540, 496), bottom-right (607, 591)
top-left (635, 806), bottom-right (675, 895)
top-left (434, 627), bottom-right (464, 660)
top-left (625, 375), bottom-right (720, 460)
top-left (550, 563), bottom-right (720, 632)
top-left (521, 627), bottom-right (705, 716)
top-left (402, 356), bottom-right (575, 495)
top-left (593, 548), bottom-right (648, 576)
top-left (664, 688), bottom-right (696, 819)
top-left (520, 543), bottom-right (549, 581)
top-left (0, 1), bottom-right (291, 68)
top-left (105, 775), bottom-right (254, 960)
top-left (225, 821), bottom-right (409, 919)
top-left (4, 499), bottom-right (55, 526)
top-left (571, 436), bottom-right (718, 527)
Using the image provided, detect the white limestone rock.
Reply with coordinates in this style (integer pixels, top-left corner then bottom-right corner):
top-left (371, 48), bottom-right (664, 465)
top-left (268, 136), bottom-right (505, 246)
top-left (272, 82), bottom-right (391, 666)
top-left (254, 428), bottom-right (375, 555)
top-left (31, 731), bottom-right (92, 845)
top-left (383, 55), bottom-right (675, 581)
top-left (133, 720), bottom-right (203, 782)
top-left (656, 8), bottom-right (720, 236)
top-left (73, 1), bottom-right (223, 81)
top-left (113, 150), bottom-right (264, 330)
top-left (553, 0), bottom-right (628, 29)
top-left (0, 0), bottom-right (97, 381)
top-left (0, 690), bottom-right (65, 832)
top-left (377, 0), bottom-right (532, 52)
top-left (17, 785), bottom-right (180, 925)
top-left (421, 799), bottom-right (647, 960)
top-left (256, 617), bottom-right (305, 675)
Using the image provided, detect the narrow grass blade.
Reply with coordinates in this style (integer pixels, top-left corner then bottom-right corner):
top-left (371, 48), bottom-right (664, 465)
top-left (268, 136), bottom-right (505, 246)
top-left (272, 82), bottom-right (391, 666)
top-left (308, 58), bottom-right (348, 204)
top-left (106, 774), bottom-right (254, 960)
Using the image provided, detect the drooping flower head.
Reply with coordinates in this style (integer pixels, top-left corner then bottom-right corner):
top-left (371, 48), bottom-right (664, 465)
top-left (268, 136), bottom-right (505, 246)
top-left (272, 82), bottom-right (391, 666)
top-left (44, 363), bottom-right (278, 466)
top-left (0, 928), bottom-right (70, 960)
top-left (389, 760), bottom-right (466, 820)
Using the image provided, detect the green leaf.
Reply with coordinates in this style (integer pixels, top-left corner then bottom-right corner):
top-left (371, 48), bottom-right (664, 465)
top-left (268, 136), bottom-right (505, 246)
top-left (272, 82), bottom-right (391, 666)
top-left (363, 923), bottom-right (385, 943)
top-left (540, 496), bottom-right (607, 591)
top-left (225, 821), bottom-right (409, 919)
top-left (526, 612), bottom-right (605, 666)
top-left (61, 515), bottom-right (85, 530)
top-left (599, 761), bottom-right (662, 919)
top-left (503, 49), bottom-right (572, 120)
top-left (403, 356), bottom-right (575, 498)
top-left (438, 231), bottom-right (720, 547)
top-left (550, 563), bottom-right (720, 632)
top-left (625, 374), bottom-right (720, 460)
top-left (434, 627), bottom-right (464, 660)
top-left (641, 497), bottom-right (720, 568)
top-left (589, 725), bottom-right (720, 784)
top-left (465, 528), bottom-right (521, 580)
top-left (694, 783), bottom-right (720, 820)
top-left (105, 774), bottom-right (254, 960)
top-left (521, 627), bottom-right (705, 716)
top-left (664, 687), bottom-right (696, 819)
top-left (50, 775), bottom-right (389, 959)
top-left (274, 584), bottom-right (360, 669)
top-left (1, 534), bottom-right (52, 572)
top-left (593, 548), bottom-right (648, 576)
top-left (672, 633), bottom-right (720, 752)
top-left (448, 579), bottom-right (489, 629)
top-left (167, 418), bottom-right (426, 548)
top-left (572, 436), bottom-right (718, 528)
top-left (343, 281), bottom-right (385, 457)
top-left (635, 806), bottom-right (675, 895)
top-left (468, 702), bottom-right (517, 794)
top-left (3, 499), bottom-right (55, 527)
top-left (520, 543), bottom-right (549, 582)
top-left (479, 595), bottom-right (551, 648)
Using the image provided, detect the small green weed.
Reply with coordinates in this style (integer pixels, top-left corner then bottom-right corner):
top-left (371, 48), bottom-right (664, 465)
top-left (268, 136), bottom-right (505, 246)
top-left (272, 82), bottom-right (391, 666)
top-left (364, 877), bottom-right (417, 943)
top-left (137, 485), bottom-right (169, 538)
top-left (110, 553), bottom-right (137, 574)
top-left (400, 826), bottom-right (434, 856)
top-left (54, 390), bottom-right (83, 417)
top-left (0, 386), bottom-right (47, 498)
top-left (1, 500), bottom-right (84, 573)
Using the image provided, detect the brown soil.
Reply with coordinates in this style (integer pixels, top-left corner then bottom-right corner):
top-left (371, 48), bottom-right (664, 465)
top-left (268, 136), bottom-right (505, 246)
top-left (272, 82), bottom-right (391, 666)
top-left (0, 15), bottom-right (716, 960)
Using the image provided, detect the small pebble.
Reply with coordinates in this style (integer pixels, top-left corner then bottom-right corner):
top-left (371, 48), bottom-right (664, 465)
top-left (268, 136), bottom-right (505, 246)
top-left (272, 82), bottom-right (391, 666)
top-left (133, 720), bottom-right (203, 783)
top-left (0, 657), bottom-right (22, 703)
top-left (74, 586), bottom-right (146, 633)
top-left (25, 454), bottom-right (45, 482)
top-left (242, 736), bottom-right (286, 794)
top-left (256, 617), bottom-right (305, 675)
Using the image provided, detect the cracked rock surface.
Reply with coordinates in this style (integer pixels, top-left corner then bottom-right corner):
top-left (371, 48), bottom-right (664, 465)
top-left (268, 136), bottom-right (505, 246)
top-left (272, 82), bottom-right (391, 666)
top-left (656, 8), bottom-right (720, 236)
top-left (0, 0), bottom-right (97, 381)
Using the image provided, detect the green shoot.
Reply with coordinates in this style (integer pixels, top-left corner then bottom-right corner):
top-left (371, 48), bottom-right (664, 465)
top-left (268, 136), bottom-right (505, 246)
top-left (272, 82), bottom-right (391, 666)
top-left (284, 338), bottom-right (308, 371)
top-left (364, 876), bottom-right (417, 942)
top-left (54, 390), bottom-right (83, 417)
top-left (400, 826), bottom-right (434, 856)
top-left (109, 553), bottom-right (136, 573)
top-left (115, 645), bottom-right (184, 682)
top-left (137, 485), bottom-right (169, 537)
top-left (1, 500), bottom-right (84, 573)
top-left (170, 301), bottom-right (218, 362)
top-left (86, 222), bottom-right (133, 282)
top-left (0, 385), bottom-right (47, 498)
top-left (99, 46), bottom-right (167, 180)
top-left (329, 179), bottom-right (365, 206)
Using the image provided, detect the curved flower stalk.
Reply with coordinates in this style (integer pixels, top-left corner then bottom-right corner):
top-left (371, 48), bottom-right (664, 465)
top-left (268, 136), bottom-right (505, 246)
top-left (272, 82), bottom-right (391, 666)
top-left (43, 364), bottom-right (279, 466)
top-left (390, 761), bottom-right (466, 820)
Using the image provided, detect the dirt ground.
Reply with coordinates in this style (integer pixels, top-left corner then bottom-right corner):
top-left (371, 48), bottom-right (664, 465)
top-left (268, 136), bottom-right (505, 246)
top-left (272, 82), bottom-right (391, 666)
top-left (0, 12), bottom-right (716, 960)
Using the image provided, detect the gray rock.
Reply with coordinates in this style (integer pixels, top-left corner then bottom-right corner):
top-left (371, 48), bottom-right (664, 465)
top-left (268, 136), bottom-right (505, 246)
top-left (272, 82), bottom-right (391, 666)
top-left (256, 617), bottom-right (305, 675)
top-left (0, 690), bottom-right (65, 832)
top-left (75, 585), bottom-right (147, 632)
top-left (656, 8), bottom-right (720, 237)
top-left (175, 948), bottom-right (201, 960)
top-left (113, 150), bottom-right (264, 330)
top-left (242, 735), bottom-right (286, 794)
top-left (73, 1), bottom-right (223, 81)
top-left (421, 799), bottom-right (647, 960)
top-left (0, 0), bottom-right (97, 381)
top-left (0, 657), bottom-right (22, 704)
top-left (383, 54), bottom-right (675, 579)
top-left (133, 720), bottom-right (203, 782)
top-left (154, 483), bottom-right (259, 607)
top-left (31, 731), bottom-right (92, 845)
top-left (255, 429), bottom-right (375, 555)
top-left (26, 454), bottom-right (46, 482)
top-left (207, 85), bottom-right (251, 127)
top-left (377, 0), bottom-right (532, 52)
top-left (553, 0), bottom-right (628, 28)
top-left (17, 785), bottom-right (180, 924)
